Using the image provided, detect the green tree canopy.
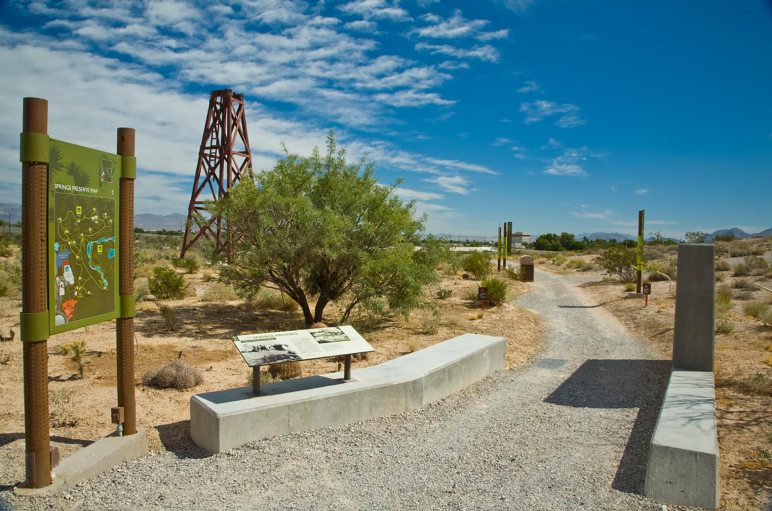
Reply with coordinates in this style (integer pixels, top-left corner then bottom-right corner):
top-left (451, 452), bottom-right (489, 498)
top-left (220, 133), bottom-right (435, 325)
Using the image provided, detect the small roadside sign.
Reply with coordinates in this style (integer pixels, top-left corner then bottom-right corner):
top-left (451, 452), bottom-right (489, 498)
top-left (478, 287), bottom-right (488, 301)
top-left (642, 283), bottom-right (651, 295)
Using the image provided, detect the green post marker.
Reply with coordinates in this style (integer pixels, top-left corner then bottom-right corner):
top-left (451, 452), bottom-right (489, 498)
top-left (497, 225), bottom-right (502, 272)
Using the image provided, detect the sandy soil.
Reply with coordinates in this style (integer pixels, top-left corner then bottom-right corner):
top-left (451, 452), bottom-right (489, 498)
top-left (0, 269), bottom-right (543, 490)
top-left (540, 254), bottom-right (772, 511)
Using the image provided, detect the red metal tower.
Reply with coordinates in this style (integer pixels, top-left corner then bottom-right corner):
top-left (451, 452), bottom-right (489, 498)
top-left (180, 89), bottom-right (252, 258)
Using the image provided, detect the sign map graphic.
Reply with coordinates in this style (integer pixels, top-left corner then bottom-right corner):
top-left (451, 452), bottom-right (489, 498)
top-left (48, 139), bottom-right (121, 333)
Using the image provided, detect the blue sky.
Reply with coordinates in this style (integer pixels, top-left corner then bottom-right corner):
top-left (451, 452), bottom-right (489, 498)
top-left (1, 0), bottom-right (770, 238)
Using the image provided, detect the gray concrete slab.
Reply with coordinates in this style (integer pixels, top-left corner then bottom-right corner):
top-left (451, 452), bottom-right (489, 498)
top-left (673, 244), bottom-right (715, 371)
top-left (191, 334), bottom-right (506, 453)
top-left (644, 370), bottom-right (719, 509)
top-left (15, 429), bottom-right (148, 496)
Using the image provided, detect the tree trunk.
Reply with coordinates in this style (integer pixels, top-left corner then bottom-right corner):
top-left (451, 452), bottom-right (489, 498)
top-left (313, 295), bottom-right (329, 323)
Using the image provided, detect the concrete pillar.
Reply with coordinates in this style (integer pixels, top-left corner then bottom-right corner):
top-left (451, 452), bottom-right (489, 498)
top-left (673, 244), bottom-right (715, 371)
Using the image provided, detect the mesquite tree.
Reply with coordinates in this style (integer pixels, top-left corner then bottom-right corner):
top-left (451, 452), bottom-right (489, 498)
top-left (221, 133), bottom-right (435, 325)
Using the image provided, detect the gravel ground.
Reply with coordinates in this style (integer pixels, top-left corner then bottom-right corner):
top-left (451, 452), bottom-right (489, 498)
top-left (2, 270), bottom-right (678, 511)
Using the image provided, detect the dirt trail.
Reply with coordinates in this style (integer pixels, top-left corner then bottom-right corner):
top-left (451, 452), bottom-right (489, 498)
top-left (2, 269), bottom-right (677, 511)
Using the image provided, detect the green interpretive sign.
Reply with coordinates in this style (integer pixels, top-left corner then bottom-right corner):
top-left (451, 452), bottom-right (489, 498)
top-left (48, 139), bottom-right (121, 334)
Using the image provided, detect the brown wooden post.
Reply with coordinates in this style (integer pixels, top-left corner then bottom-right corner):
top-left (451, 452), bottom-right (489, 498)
top-left (343, 354), bottom-right (352, 381)
top-left (252, 365), bottom-right (260, 394)
top-left (636, 209), bottom-right (645, 294)
top-left (116, 128), bottom-right (137, 435)
top-left (21, 97), bottom-right (52, 488)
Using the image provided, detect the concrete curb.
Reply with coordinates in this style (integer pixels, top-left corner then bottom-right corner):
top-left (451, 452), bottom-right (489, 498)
top-left (14, 429), bottom-right (148, 497)
top-left (191, 334), bottom-right (506, 453)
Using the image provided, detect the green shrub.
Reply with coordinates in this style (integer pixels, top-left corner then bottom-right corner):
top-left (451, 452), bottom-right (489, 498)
top-left (504, 266), bottom-right (519, 279)
top-left (58, 340), bottom-right (91, 378)
top-left (148, 266), bottom-right (187, 299)
top-left (480, 277), bottom-right (508, 306)
top-left (0, 259), bottom-right (22, 299)
top-left (743, 301), bottom-right (770, 320)
top-left (462, 252), bottom-right (492, 280)
top-left (761, 309), bottom-right (772, 328)
top-left (599, 246), bottom-right (636, 282)
top-left (202, 271), bottom-right (216, 282)
top-left (715, 319), bottom-right (735, 334)
top-left (716, 285), bottom-right (734, 304)
top-left (142, 360), bottom-right (203, 389)
top-left (623, 282), bottom-right (636, 292)
top-left (715, 258), bottom-right (731, 272)
top-left (732, 263), bottom-right (750, 276)
top-left (0, 241), bottom-right (12, 258)
top-left (173, 257), bottom-right (199, 274)
top-left (553, 255), bottom-right (567, 266)
top-left (731, 277), bottom-right (754, 289)
top-left (201, 282), bottom-right (239, 302)
top-left (744, 255), bottom-right (769, 275)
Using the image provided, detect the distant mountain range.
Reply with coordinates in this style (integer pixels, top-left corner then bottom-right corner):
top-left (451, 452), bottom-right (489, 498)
top-left (705, 227), bottom-right (772, 240)
top-left (135, 213), bottom-right (188, 231)
top-left (577, 232), bottom-right (636, 241)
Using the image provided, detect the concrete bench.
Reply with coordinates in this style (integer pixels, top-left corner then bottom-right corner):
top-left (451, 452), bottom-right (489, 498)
top-left (191, 333), bottom-right (506, 453)
top-left (644, 370), bottom-right (719, 509)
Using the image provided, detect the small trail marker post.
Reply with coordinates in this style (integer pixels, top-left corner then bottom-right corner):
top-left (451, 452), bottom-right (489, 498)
top-left (19, 97), bottom-right (137, 488)
top-left (636, 209), bottom-right (645, 294)
top-left (478, 286), bottom-right (488, 310)
top-left (643, 283), bottom-right (651, 306)
top-left (497, 225), bottom-right (502, 271)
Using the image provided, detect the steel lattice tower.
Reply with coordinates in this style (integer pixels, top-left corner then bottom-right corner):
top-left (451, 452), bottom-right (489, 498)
top-left (180, 89), bottom-right (252, 258)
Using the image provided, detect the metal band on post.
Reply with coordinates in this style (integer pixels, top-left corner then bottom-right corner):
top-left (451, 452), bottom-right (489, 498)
top-left (20, 97), bottom-right (52, 488)
top-left (116, 128), bottom-right (137, 435)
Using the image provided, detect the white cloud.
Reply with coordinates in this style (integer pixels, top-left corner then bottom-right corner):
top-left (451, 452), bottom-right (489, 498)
top-left (415, 42), bottom-right (499, 62)
top-left (520, 100), bottom-right (586, 127)
top-left (412, 10), bottom-right (508, 41)
top-left (395, 188), bottom-right (444, 201)
top-left (635, 188), bottom-right (648, 195)
top-left (344, 19), bottom-right (378, 31)
top-left (517, 81), bottom-right (540, 94)
top-left (424, 175), bottom-right (471, 195)
top-left (426, 158), bottom-right (498, 175)
top-left (497, 0), bottom-right (534, 14)
top-left (338, 0), bottom-right (411, 21)
top-left (571, 209), bottom-right (617, 221)
top-left (544, 147), bottom-right (596, 177)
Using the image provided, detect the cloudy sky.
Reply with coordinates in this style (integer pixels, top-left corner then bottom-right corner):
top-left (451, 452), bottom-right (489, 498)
top-left (1, 0), bottom-right (770, 238)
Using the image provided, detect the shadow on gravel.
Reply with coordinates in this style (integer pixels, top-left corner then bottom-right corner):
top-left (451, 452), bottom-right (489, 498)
top-left (156, 421), bottom-right (211, 460)
top-left (544, 359), bottom-right (671, 495)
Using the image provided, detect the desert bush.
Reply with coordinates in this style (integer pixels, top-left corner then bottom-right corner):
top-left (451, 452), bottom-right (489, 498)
top-left (735, 291), bottom-right (755, 301)
top-left (157, 304), bottom-right (179, 331)
top-left (462, 251), bottom-right (492, 280)
top-left (761, 309), bottom-right (772, 327)
top-left (480, 277), bottom-right (508, 306)
top-left (134, 277), bottom-right (150, 301)
top-left (148, 266), bottom-right (187, 299)
top-left (267, 361), bottom-right (302, 380)
top-left (743, 301), bottom-right (770, 320)
top-left (201, 282), bottom-right (239, 302)
top-left (143, 360), bottom-right (203, 390)
top-left (716, 285), bottom-right (734, 304)
top-left (463, 288), bottom-right (479, 302)
top-left (744, 255), bottom-right (769, 275)
top-left (715, 319), bottom-right (735, 334)
top-left (553, 255), bottom-right (567, 266)
top-left (732, 262), bottom-right (750, 276)
top-left (623, 283), bottom-right (636, 292)
top-left (0, 259), bottom-right (22, 299)
top-left (417, 313), bottom-right (440, 335)
top-left (202, 271), bottom-right (216, 282)
top-left (646, 259), bottom-right (677, 281)
top-left (253, 289), bottom-right (298, 311)
top-left (715, 259), bottom-right (731, 272)
top-left (729, 241), bottom-right (753, 257)
top-left (173, 256), bottom-right (199, 274)
top-left (599, 246), bottom-right (636, 282)
top-left (59, 340), bottom-right (91, 378)
top-left (435, 289), bottom-right (452, 300)
top-left (565, 258), bottom-right (591, 271)
top-left (732, 277), bottom-right (755, 289)
top-left (0, 241), bottom-right (12, 258)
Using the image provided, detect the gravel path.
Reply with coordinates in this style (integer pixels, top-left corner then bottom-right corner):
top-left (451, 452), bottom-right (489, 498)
top-left (2, 270), bottom-right (674, 511)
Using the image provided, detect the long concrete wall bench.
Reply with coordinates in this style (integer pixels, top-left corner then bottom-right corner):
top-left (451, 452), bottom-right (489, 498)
top-left (191, 333), bottom-right (506, 454)
top-left (644, 370), bottom-right (719, 510)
